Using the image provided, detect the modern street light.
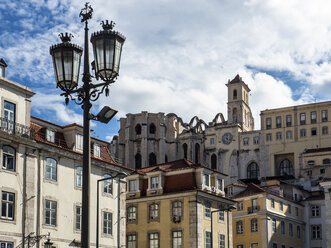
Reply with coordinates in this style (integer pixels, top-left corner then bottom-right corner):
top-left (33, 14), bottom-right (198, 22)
top-left (211, 205), bottom-right (236, 248)
top-left (49, 3), bottom-right (125, 247)
top-left (96, 172), bottom-right (128, 248)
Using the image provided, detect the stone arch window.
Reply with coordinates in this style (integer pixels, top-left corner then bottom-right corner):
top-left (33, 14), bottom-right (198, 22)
top-left (135, 153), bottom-right (142, 169)
top-left (247, 162), bottom-right (259, 179)
top-left (182, 143), bottom-right (188, 159)
top-left (211, 154), bottom-right (217, 170)
top-left (233, 108), bottom-right (238, 123)
top-left (233, 89), bottom-right (237, 100)
top-left (149, 153), bottom-right (157, 166)
top-left (135, 124), bottom-right (141, 135)
top-left (165, 155), bottom-right (168, 163)
top-left (195, 143), bottom-right (200, 163)
top-left (279, 159), bottom-right (293, 176)
top-left (2, 145), bottom-right (16, 171)
top-left (149, 123), bottom-right (156, 134)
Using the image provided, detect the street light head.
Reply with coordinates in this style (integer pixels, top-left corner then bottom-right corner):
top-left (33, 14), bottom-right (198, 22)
top-left (90, 20), bottom-right (126, 83)
top-left (50, 33), bottom-right (83, 93)
top-left (44, 236), bottom-right (53, 248)
top-left (96, 106), bottom-right (118, 124)
top-left (228, 205), bottom-right (236, 211)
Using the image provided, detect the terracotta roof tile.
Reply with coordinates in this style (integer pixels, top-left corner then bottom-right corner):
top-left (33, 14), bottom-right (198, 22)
top-left (233, 183), bottom-right (266, 198)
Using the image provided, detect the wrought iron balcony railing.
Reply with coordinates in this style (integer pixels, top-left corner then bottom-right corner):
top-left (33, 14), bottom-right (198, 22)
top-left (247, 205), bottom-right (260, 213)
top-left (0, 117), bottom-right (35, 139)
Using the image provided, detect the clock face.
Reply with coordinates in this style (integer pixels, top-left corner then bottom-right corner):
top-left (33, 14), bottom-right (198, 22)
top-left (222, 132), bottom-right (233, 144)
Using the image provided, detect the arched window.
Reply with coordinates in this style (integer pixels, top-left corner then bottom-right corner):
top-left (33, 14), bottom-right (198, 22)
top-left (2, 145), bottom-right (15, 171)
top-left (135, 124), bottom-right (141, 135)
top-left (233, 108), bottom-right (238, 123)
top-left (247, 162), bottom-right (259, 179)
top-left (195, 143), bottom-right (200, 163)
top-left (46, 158), bottom-right (57, 181)
top-left (182, 143), bottom-right (188, 159)
top-left (149, 153), bottom-right (157, 166)
top-left (233, 89), bottom-right (237, 100)
top-left (149, 123), bottom-right (156, 134)
top-left (135, 153), bottom-right (142, 169)
top-left (103, 173), bottom-right (113, 194)
top-left (76, 166), bottom-right (82, 187)
top-left (279, 159), bottom-right (293, 176)
top-left (211, 154), bottom-right (217, 170)
top-left (165, 155), bottom-right (168, 163)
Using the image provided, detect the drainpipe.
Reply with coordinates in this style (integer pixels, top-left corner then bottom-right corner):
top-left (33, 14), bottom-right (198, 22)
top-left (227, 211), bottom-right (230, 248)
top-left (117, 179), bottom-right (121, 248)
top-left (196, 193), bottom-right (198, 248)
top-left (22, 151), bottom-right (27, 248)
top-left (36, 150), bottom-right (41, 248)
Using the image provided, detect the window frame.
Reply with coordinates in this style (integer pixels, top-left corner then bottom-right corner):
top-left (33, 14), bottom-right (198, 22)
top-left (127, 205), bottom-right (137, 222)
top-left (46, 129), bottom-right (55, 143)
top-left (103, 211), bottom-right (113, 235)
top-left (204, 201), bottom-right (211, 218)
top-left (93, 143), bottom-right (101, 157)
top-left (172, 230), bottom-right (183, 248)
top-left (127, 233), bottom-right (137, 248)
top-left (3, 100), bottom-right (16, 134)
top-left (272, 218), bottom-right (277, 233)
top-left (149, 232), bottom-right (159, 248)
top-left (276, 116), bottom-right (282, 128)
top-left (0, 242), bottom-right (14, 248)
top-left (128, 180), bottom-right (137, 192)
top-left (266, 133), bottom-right (272, 141)
top-left (322, 126), bottom-right (328, 135)
top-left (2, 145), bottom-right (16, 172)
top-left (172, 200), bottom-right (183, 218)
top-left (322, 110), bottom-right (328, 122)
top-left (45, 157), bottom-right (57, 181)
top-left (219, 233), bottom-right (225, 248)
top-left (311, 111), bottom-right (317, 124)
top-left (311, 225), bottom-right (321, 239)
top-left (266, 117), bottom-right (272, 129)
top-left (76, 166), bottom-right (82, 188)
top-left (286, 115), bottom-right (292, 127)
top-left (286, 130), bottom-right (292, 139)
top-left (1, 191), bottom-right (15, 220)
top-left (276, 132), bottom-right (282, 140)
top-left (205, 231), bottom-right (211, 248)
top-left (236, 220), bottom-right (244, 234)
top-left (75, 205), bottom-right (82, 231)
top-left (76, 133), bottom-right (83, 151)
top-left (45, 199), bottom-right (57, 226)
top-left (300, 113), bottom-right (306, 125)
top-left (251, 218), bottom-right (258, 232)
top-left (103, 174), bottom-right (113, 194)
top-left (149, 203), bottom-right (160, 221)
top-left (237, 201), bottom-right (244, 211)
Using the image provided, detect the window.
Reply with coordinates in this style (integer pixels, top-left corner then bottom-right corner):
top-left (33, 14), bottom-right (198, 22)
top-left (266, 118), bottom-right (272, 129)
top-left (150, 176), bottom-right (159, 189)
top-left (75, 206), bottom-right (82, 230)
top-left (311, 205), bottom-right (320, 217)
top-left (311, 225), bottom-right (321, 239)
top-left (237, 245), bottom-right (244, 248)
top-left (219, 234), bottom-right (225, 248)
top-left (272, 244), bottom-right (277, 248)
top-left (149, 123), bottom-right (156, 134)
top-left (297, 225), bottom-right (301, 239)
top-left (4, 101), bottom-right (15, 133)
top-left (307, 170), bottom-right (312, 176)
top-left (300, 113), bottom-right (306, 125)
top-left (45, 158), bottom-right (57, 181)
top-left (280, 201), bottom-right (283, 211)
top-left (195, 143), bottom-right (200, 163)
top-left (127, 206), bottom-right (137, 222)
top-left (320, 168), bottom-right (325, 174)
top-left (218, 206), bottom-right (224, 221)
top-left (266, 133), bottom-right (272, 141)
top-left (45, 200), bottom-right (56, 226)
top-left (323, 158), bottom-right (330, 164)
top-left (251, 218), bottom-right (258, 232)
top-left (247, 162), bottom-right (259, 179)
top-left (172, 231), bottom-right (183, 248)
top-left (279, 159), bottom-right (293, 176)
top-left (205, 231), bottom-right (211, 248)
top-left (76, 133), bottom-right (83, 150)
top-left (149, 232), bottom-right (159, 248)
top-left (286, 115), bottom-right (292, 127)
top-left (103, 174), bottom-right (113, 194)
top-left (0, 242), bottom-right (13, 248)
top-left (46, 129), bottom-right (55, 143)
top-left (203, 174), bottom-right (210, 186)
top-left (295, 207), bottom-right (298, 216)
top-left (237, 201), bottom-right (244, 211)
top-left (300, 129), bottom-right (306, 137)
top-left (272, 218), bottom-right (277, 233)
top-left (322, 110), bottom-right (328, 122)
top-left (204, 201), bottom-right (211, 218)
top-left (172, 201), bottom-right (182, 217)
top-left (322, 126), bottom-right (328, 135)
top-left (281, 245), bottom-right (285, 248)
top-left (311, 111), bottom-right (317, 124)
top-left (276, 132), bottom-right (282, 140)
top-left (276, 116), bottom-right (282, 128)
top-left (1, 192), bottom-right (14, 220)
top-left (288, 204), bottom-right (292, 214)
top-left (281, 221), bottom-right (285, 235)
top-left (149, 203), bottom-right (159, 220)
top-left (93, 143), bottom-right (101, 157)
top-left (286, 131), bottom-right (292, 139)
top-left (135, 124), bottom-right (141, 135)
top-left (217, 178), bottom-right (223, 191)
top-left (236, 220), bottom-right (244, 234)
top-left (103, 212), bottom-right (112, 235)
top-left (243, 138), bottom-right (249, 146)
top-left (211, 154), bottom-right (217, 170)
top-left (251, 243), bottom-right (258, 248)
top-left (2, 145), bottom-right (15, 171)
top-left (307, 160), bottom-right (315, 166)
top-left (128, 180), bottom-right (137, 192)
top-left (210, 137), bottom-right (215, 145)
top-left (182, 143), bottom-right (188, 159)
top-left (135, 153), bottom-right (142, 169)
top-left (253, 136), bottom-right (259, 144)
top-left (127, 234), bottom-right (137, 248)
top-left (233, 89), bottom-right (237, 99)
top-left (227, 186), bottom-right (233, 197)
top-left (149, 153), bottom-right (157, 166)
top-left (289, 223), bottom-right (293, 237)
top-left (271, 199), bottom-right (275, 208)
top-left (311, 128), bottom-right (317, 136)
top-left (76, 166), bottom-right (82, 187)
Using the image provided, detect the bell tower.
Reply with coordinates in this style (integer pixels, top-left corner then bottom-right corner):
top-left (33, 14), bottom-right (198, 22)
top-left (226, 74), bottom-right (254, 131)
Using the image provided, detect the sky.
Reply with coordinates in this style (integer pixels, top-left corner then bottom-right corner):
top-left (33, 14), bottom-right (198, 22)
top-left (1, 0), bottom-right (331, 142)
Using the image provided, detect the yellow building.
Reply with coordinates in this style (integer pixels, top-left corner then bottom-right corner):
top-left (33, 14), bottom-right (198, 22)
top-left (229, 182), bottom-right (304, 248)
top-left (125, 159), bottom-right (236, 248)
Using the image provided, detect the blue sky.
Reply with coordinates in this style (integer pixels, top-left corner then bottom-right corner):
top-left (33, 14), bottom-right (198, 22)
top-left (1, 0), bottom-right (331, 141)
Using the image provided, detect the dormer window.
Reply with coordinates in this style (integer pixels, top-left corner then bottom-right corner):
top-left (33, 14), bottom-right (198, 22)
top-left (94, 143), bottom-right (101, 157)
top-left (76, 133), bottom-right (83, 151)
top-left (46, 129), bottom-right (55, 143)
top-left (217, 178), bottom-right (224, 191)
top-left (203, 173), bottom-right (210, 187)
top-left (150, 176), bottom-right (159, 189)
top-left (128, 180), bottom-right (137, 192)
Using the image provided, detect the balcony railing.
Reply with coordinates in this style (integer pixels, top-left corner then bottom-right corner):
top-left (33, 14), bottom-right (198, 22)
top-left (0, 117), bottom-right (35, 139)
top-left (247, 205), bottom-right (260, 213)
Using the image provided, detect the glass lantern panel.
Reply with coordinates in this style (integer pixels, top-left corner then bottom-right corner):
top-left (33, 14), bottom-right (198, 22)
top-left (63, 50), bottom-right (73, 82)
top-left (96, 39), bottom-right (104, 74)
top-left (54, 51), bottom-right (63, 82)
top-left (72, 51), bottom-right (81, 84)
top-left (114, 40), bottom-right (121, 74)
top-left (105, 38), bottom-right (114, 78)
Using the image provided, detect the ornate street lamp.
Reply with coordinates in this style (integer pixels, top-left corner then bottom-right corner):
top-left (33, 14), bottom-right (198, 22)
top-left (49, 3), bottom-right (125, 247)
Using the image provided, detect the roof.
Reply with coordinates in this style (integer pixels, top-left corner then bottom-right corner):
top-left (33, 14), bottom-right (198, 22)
top-left (226, 74), bottom-right (250, 91)
top-left (233, 183), bottom-right (266, 198)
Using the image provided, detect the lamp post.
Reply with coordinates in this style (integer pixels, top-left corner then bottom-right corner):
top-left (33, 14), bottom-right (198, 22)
top-left (49, 3), bottom-right (125, 247)
top-left (96, 172), bottom-right (127, 248)
top-left (211, 205), bottom-right (236, 248)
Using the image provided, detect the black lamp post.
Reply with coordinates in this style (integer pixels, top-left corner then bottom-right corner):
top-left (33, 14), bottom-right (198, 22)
top-left (211, 205), bottom-right (236, 248)
top-left (49, 3), bottom-right (125, 247)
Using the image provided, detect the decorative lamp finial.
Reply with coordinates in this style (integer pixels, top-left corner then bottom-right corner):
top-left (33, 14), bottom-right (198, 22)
top-left (101, 20), bottom-right (116, 31)
top-left (59, 33), bottom-right (74, 43)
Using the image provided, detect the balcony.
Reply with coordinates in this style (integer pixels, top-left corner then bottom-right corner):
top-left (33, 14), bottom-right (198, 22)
top-left (247, 205), bottom-right (260, 213)
top-left (0, 117), bottom-right (35, 139)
